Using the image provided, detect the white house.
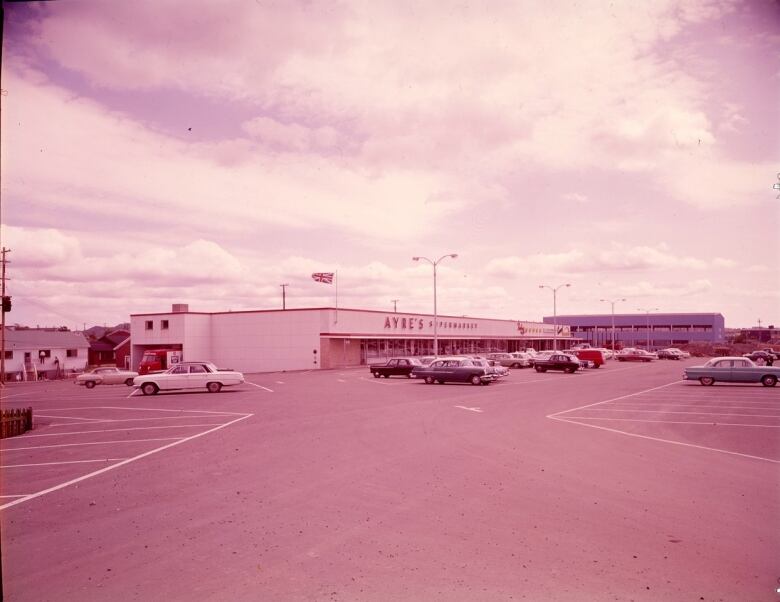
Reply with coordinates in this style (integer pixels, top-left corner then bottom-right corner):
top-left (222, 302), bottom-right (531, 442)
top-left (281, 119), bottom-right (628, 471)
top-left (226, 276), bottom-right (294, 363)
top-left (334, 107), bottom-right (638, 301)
top-left (2, 328), bottom-right (90, 380)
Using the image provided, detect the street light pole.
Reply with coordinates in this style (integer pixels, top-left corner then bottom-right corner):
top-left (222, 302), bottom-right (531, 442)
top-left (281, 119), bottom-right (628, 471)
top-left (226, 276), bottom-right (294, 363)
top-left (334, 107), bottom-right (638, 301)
top-left (392, 299), bottom-right (399, 312)
top-left (539, 283), bottom-right (571, 350)
top-left (413, 254), bottom-right (458, 357)
top-left (280, 284), bottom-right (289, 310)
top-left (600, 297), bottom-right (626, 351)
top-left (637, 307), bottom-right (659, 349)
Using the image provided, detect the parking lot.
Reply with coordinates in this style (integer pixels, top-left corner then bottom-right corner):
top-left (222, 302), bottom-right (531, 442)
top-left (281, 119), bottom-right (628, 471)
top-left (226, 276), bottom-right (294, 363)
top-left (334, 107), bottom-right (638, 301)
top-left (1, 360), bottom-right (778, 601)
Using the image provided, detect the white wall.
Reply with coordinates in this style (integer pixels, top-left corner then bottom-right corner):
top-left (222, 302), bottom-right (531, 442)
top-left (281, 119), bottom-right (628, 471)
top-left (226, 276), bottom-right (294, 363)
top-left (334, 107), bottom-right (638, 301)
top-left (3, 346), bottom-right (88, 375)
top-left (211, 310), bottom-right (322, 373)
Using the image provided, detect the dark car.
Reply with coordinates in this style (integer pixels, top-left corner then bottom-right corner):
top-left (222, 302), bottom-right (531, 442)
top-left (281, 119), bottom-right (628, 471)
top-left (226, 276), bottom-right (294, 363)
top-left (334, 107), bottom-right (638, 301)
top-left (533, 353), bottom-right (580, 373)
top-left (411, 357), bottom-right (493, 385)
top-left (657, 348), bottom-right (684, 360)
top-left (369, 357), bottom-right (422, 378)
top-left (743, 351), bottom-right (775, 366)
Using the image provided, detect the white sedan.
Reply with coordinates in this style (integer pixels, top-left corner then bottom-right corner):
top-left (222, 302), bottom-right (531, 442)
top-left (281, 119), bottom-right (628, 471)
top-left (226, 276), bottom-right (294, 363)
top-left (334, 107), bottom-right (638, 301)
top-left (76, 367), bottom-right (139, 388)
top-left (132, 362), bottom-right (244, 395)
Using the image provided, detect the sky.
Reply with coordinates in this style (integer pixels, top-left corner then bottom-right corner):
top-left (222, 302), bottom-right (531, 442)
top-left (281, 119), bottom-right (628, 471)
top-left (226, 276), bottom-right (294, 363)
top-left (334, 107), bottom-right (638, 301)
top-left (1, 0), bottom-right (778, 330)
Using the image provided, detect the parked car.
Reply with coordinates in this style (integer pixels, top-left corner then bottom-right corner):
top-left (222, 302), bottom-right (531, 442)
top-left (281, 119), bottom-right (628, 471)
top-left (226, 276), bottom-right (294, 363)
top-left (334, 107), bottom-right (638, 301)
top-left (570, 343), bottom-right (592, 350)
top-left (411, 357), bottom-right (493, 385)
top-left (483, 359), bottom-right (509, 379)
top-left (667, 347), bottom-right (691, 358)
top-left (533, 353), bottom-right (581, 373)
top-left (486, 352), bottom-right (530, 368)
top-left (657, 348), bottom-right (685, 360)
top-left (593, 348), bottom-right (614, 360)
top-left (369, 357), bottom-right (422, 378)
top-left (684, 357), bottom-right (780, 387)
top-left (133, 362), bottom-right (245, 395)
top-left (743, 351), bottom-right (775, 366)
top-left (572, 349), bottom-right (606, 368)
top-left (617, 349), bottom-right (656, 362)
top-left (76, 366), bottom-right (139, 388)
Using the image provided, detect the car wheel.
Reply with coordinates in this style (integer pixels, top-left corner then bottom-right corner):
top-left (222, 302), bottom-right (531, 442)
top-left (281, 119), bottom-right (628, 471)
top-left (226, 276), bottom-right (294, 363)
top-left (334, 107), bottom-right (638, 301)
top-left (373, 372), bottom-right (380, 378)
top-left (761, 375), bottom-right (777, 387)
top-left (383, 374), bottom-right (389, 378)
top-left (424, 376), bottom-right (435, 385)
top-left (565, 367), bottom-right (576, 374)
top-left (470, 375), bottom-right (482, 386)
top-left (593, 364), bottom-right (600, 369)
top-left (756, 357), bottom-right (766, 366)
top-left (141, 383), bottom-right (159, 396)
top-left (207, 382), bottom-right (223, 393)
top-left (84, 380), bottom-right (96, 389)
top-left (437, 379), bottom-right (445, 384)
top-left (406, 374), bottom-right (412, 378)
top-left (535, 366), bottom-right (543, 372)
top-left (125, 378), bottom-right (135, 386)
top-left (699, 376), bottom-right (715, 386)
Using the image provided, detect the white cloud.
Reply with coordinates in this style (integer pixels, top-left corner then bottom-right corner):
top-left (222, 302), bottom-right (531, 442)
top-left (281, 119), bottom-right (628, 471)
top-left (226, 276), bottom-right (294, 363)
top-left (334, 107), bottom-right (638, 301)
top-left (486, 243), bottom-right (718, 275)
top-left (1, 225), bottom-right (82, 267)
top-left (562, 192), bottom-right (588, 203)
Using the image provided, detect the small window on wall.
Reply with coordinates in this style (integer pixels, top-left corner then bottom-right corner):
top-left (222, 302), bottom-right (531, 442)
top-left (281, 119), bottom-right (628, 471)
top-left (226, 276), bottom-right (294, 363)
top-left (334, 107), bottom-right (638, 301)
top-left (66, 349), bottom-right (78, 357)
top-left (4, 350), bottom-right (12, 360)
top-left (39, 349), bottom-right (51, 358)
top-left (145, 320), bottom-right (153, 330)
top-left (161, 320), bottom-right (169, 330)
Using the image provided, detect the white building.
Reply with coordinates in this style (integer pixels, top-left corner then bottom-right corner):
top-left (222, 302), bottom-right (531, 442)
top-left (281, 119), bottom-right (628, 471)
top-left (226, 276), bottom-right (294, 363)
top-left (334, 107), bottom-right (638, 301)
top-left (2, 328), bottom-right (90, 380)
top-left (130, 304), bottom-right (572, 373)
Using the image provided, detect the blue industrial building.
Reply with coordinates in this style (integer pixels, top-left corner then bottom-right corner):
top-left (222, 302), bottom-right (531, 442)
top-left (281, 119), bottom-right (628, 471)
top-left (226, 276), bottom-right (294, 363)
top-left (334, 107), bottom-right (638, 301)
top-left (543, 312), bottom-right (725, 350)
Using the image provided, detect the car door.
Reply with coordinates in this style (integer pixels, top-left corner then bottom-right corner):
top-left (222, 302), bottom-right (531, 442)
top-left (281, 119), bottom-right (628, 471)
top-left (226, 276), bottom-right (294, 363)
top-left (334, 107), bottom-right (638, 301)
top-left (730, 359), bottom-right (756, 383)
top-left (187, 364), bottom-right (211, 388)
top-left (706, 359), bottom-right (733, 382)
top-left (165, 365), bottom-right (190, 390)
top-left (101, 368), bottom-right (121, 384)
top-left (396, 359), bottom-right (410, 375)
top-left (387, 359), bottom-right (400, 375)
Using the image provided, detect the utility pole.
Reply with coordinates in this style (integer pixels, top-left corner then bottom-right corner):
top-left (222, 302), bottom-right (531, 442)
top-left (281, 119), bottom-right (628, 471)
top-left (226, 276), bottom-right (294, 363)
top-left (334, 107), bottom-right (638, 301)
top-left (280, 284), bottom-right (289, 310)
top-left (1, 247), bottom-right (10, 385)
top-left (391, 299), bottom-right (399, 312)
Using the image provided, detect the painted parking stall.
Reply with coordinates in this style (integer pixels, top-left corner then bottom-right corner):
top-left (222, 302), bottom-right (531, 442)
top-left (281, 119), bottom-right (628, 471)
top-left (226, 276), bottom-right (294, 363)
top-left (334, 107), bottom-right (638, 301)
top-left (549, 381), bottom-right (780, 462)
top-left (0, 405), bottom-right (252, 509)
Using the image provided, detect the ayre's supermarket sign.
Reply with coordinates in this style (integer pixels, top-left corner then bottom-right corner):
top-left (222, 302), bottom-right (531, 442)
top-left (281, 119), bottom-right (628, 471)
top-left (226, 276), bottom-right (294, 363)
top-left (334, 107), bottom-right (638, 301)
top-left (380, 314), bottom-right (569, 337)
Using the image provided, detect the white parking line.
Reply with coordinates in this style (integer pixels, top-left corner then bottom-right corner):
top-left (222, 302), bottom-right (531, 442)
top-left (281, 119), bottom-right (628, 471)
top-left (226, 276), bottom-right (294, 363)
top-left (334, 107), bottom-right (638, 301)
top-left (0, 413), bottom-right (253, 510)
top-left (454, 405), bottom-right (483, 413)
top-left (553, 416), bottom-right (780, 427)
top-left (547, 380), bottom-right (681, 418)
top-left (0, 391), bottom-right (38, 399)
top-left (245, 382), bottom-right (274, 392)
top-left (553, 416), bottom-right (780, 464)
top-left (47, 415), bottom-right (233, 427)
top-left (3, 458), bottom-right (128, 468)
top-left (576, 408), bottom-right (780, 418)
top-left (35, 414), bottom-right (105, 422)
top-left (3, 437), bottom-right (184, 451)
top-left (18, 423), bottom-right (227, 438)
top-left (608, 403), bottom-right (780, 411)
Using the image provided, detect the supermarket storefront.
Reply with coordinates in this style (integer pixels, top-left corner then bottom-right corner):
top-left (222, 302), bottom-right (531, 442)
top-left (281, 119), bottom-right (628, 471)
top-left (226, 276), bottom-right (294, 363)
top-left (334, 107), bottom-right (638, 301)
top-left (131, 306), bottom-right (572, 372)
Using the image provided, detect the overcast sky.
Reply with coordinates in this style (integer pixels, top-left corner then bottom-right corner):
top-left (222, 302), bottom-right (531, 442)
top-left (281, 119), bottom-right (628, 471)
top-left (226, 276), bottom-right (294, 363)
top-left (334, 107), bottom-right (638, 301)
top-left (1, 0), bottom-right (778, 330)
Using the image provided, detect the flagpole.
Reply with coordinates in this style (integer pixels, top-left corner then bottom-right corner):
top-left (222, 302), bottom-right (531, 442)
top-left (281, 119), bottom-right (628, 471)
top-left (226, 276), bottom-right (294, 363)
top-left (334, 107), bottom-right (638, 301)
top-left (335, 270), bottom-right (338, 324)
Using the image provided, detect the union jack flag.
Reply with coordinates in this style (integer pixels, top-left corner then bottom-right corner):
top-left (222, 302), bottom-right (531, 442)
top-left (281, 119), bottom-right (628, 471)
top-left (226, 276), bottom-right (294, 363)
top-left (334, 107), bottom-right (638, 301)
top-left (311, 272), bottom-right (334, 284)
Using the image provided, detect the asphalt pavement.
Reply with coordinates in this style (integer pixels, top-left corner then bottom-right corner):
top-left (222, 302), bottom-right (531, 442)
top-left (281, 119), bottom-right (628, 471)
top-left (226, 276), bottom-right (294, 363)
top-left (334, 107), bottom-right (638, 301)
top-left (1, 359), bottom-right (778, 601)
